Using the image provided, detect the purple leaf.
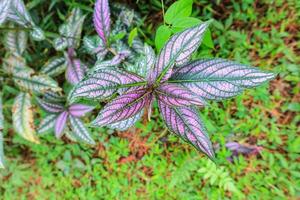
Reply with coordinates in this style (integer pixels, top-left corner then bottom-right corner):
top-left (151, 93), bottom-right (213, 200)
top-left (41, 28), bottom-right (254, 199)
top-left (36, 97), bottom-right (64, 113)
top-left (68, 104), bottom-right (94, 117)
top-left (148, 21), bottom-right (211, 84)
top-left (66, 58), bottom-right (87, 85)
top-left (107, 109), bottom-right (144, 131)
top-left (226, 142), bottom-right (262, 156)
top-left (92, 89), bottom-right (150, 126)
top-left (68, 68), bottom-right (145, 102)
top-left (155, 83), bottom-right (206, 106)
top-left (170, 58), bottom-right (275, 100)
top-left (93, 0), bottom-right (110, 44)
top-left (55, 111), bottom-right (68, 138)
top-left (158, 101), bottom-right (214, 160)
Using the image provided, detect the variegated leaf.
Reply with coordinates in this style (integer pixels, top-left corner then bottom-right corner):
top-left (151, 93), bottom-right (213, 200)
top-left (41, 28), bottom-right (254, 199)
top-left (68, 68), bottom-right (145, 102)
top-left (13, 68), bottom-right (61, 93)
top-left (37, 114), bottom-right (57, 134)
top-left (53, 37), bottom-right (68, 51)
top-left (2, 54), bottom-right (26, 75)
top-left (148, 21), bottom-right (211, 84)
top-left (36, 97), bottom-right (64, 113)
top-left (0, 93), bottom-right (5, 168)
top-left (40, 57), bottom-right (66, 77)
top-left (155, 83), bottom-right (206, 106)
top-left (7, 0), bottom-right (34, 27)
top-left (107, 109), bottom-right (143, 131)
top-left (0, 0), bottom-right (10, 25)
top-left (68, 104), bottom-right (94, 117)
top-left (30, 26), bottom-right (45, 41)
top-left (69, 116), bottom-right (95, 145)
top-left (92, 89), bottom-right (150, 126)
top-left (158, 101), bottom-right (214, 159)
top-left (66, 57), bottom-right (87, 85)
top-left (91, 51), bottom-right (130, 72)
top-left (144, 44), bottom-right (155, 70)
top-left (83, 35), bottom-right (107, 59)
top-left (54, 111), bottom-right (68, 138)
top-left (12, 92), bottom-right (39, 143)
top-left (170, 58), bottom-right (276, 100)
top-left (4, 25), bottom-right (28, 56)
top-left (93, 0), bottom-right (110, 44)
top-left (43, 91), bottom-right (65, 103)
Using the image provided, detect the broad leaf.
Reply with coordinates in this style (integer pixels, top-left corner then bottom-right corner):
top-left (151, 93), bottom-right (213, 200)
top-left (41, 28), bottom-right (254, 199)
top-left (83, 35), bottom-right (107, 59)
top-left (0, 0), bottom-right (10, 25)
top-left (68, 68), bottom-right (145, 102)
top-left (155, 83), bottom-right (206, 106)
top-left (40, 57), bottom-right (66, 77)
top-left (155, 25), bottom-right (172, 51)
top-left (93, 0), bottom-right (111, 44)
top-left (69, 116), bottom-right (95, 145)
top-left (0, 93), bottom-right (5, 168)
top-left (54, 111), bottom-right (68, 138)
top-left (37, 114), bottom-right (57, 134)
top-left (164, 0), bottom-right (193, 24)
top-left (170, 58), bottom-right (275, 100)
top-left (13, 67), bottom-right (61, 93)
top-left (43, 91), bottom-right (65, 103)
top-left (36, 97), bottom-right (64, 113)
top-left (107, 109), bottom-right (143, 131)
top-left (158, 101), bottom-right (214, 159)
top-left (4, 25), bottom-right (28, 56)
top-left (92, 89), bottom-right (150, 126)
top-left (149, 21), bottom-right (211, 84)
top-left (7, 0), bottom-right (34, 27)
top-left (68, 104), bottom-right (94, 117)
top-left (12, 92), bottom-right (39, 143)
top-left (66, 58), bottom-right (87, 85)
top-left (2, 54), bottom-right (26, 75)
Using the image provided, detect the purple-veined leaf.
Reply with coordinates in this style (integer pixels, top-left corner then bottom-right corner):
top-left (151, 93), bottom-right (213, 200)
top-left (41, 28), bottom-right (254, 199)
top-left (0, 0), bottom-right (10, 25)
top-left (155, 83), bottom-right (206, 106)
top-left (55, 111), bottom-right (68, 138)
top-left (69, 115), bottom-right (95, 145)
top-left (93, 0), bottom-right (110, 44)
top-left (148, 21), bottom-right (211, 84)
top-left (40, 57), bottom-right (66, 77)
top-left (92, 89), bottom-right (150, 126)
top-left (12, 92), bottom-right (40, 143)
top-left (170, 58), bottom-right (276, 100)
top-left (83, 35), bottom-right (108, 59)
top-left (66, 57), bottom-right (87, 85)
top-left (7, 0), bottom-right (33, 27)
top-left (91, 50), bottom-right (130, 72)
top-left (0, 93), bottom-right (5, 168)
top-left (158, 101), bottom-right (214, 159)
top-left (37, 114), bottom-right (57, 134)
top-left (36, 97), bottom-right (64, 113)
top-left (68, 68), bottom-right (146, 102)
top-left (226, 142), bottom-right (262, 162)
top-left (107, 109), bottom-right (143, 131)
top-left (43, 91), bottom-right (65, 103)
top-left (68, 104), bottom-right (94, 117)
top-left (145, 44), bottom-right (155, 70)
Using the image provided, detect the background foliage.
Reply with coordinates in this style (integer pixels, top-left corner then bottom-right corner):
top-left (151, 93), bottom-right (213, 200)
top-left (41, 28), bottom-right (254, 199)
top-left (0, 0), bottom-right (299, 199)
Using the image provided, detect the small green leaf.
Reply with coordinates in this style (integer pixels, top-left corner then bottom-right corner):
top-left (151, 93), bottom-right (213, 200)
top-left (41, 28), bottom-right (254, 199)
top-left (155, 25), bottom-right (172, 51)
top-left (0, 93), bottom-right (5, 168)
top-left (128, 27), bottom-right (138, 47)
top-left (165, 0), bottom-right (193, 24)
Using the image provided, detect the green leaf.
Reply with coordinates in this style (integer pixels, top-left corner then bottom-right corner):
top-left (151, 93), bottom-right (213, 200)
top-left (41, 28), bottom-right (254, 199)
top-left (165, 0), bottom-right (193, 24)
top-left (12, 92), bottom-right (39, 143)
top-left (13, 67), bottom-right (61, 93)
top-left (171, 17), bottom-right (214, 48)
top-left (128, 27), bottom-right (138, 47)
top-left (155, 25), bottom-right (172, 51)
top-left (0, 93), bottom-right (5, 168)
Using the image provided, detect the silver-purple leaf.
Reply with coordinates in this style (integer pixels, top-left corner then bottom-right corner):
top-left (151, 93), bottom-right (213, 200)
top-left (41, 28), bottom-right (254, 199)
top-left (83, 35), bottom-right (107, 59)
top-left (148, 21), bottom-right (211, 84)
top-left (37, 114), bottom-right (57, 135)
top-left (93, 0), bottom-right (110, 44)
top-left (68, 68), bottom-right (145, 102)
top-left (69, 115), bottom-right (95, 145)
top-left (155, 83), bottom-right (206, 107)
top-left (158, 101), bottom-right (215, 159)
top-left (92, 89), bottom-right (150, 126)
top-left (4, 25), bottom-right (28, 56)
top-left (41, 57), bottom-right (66, 77)
top-left (36, 97), bottom-right (64, 113)
top-left (7, 0), bottom-right (33, 27)
top-left (170, 58), bottom-right (276, 100)
top-left (55, 111), bottom-right (68, 138)
top-left (44, 91), bottom-right (65, 103)
top-left (107, 109), bottom-right (143, 131)
top-left (0, 0), bottom-right (10, 25)
top-left (68, 104), bottom-right (94, 117)
top-left (66, 58), bottom-right (87, 85)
